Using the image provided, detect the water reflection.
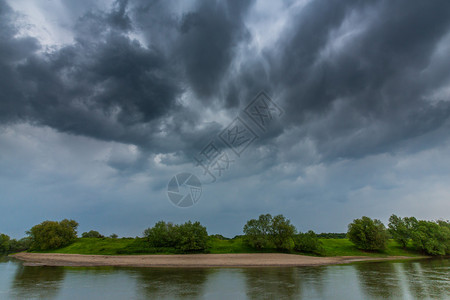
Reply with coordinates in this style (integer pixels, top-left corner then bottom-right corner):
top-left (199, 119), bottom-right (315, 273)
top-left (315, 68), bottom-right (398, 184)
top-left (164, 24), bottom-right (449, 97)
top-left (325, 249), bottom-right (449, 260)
top-left (295, 266), bottom-right (327, 297)
top-left (243, 267), bottom-right (301, 299)
top-left (401, 259), bottom-right (450, 299)
top-left (135, 268), bottom-right (211, 299)
top-left (242, 267), bottom-right (327, 299)
top-left (355, 261), bottom-right (403, 298)
top-left (1, 258), bottom-right (448, 299)
top-left (355, 259), bottom-right (450, 300)
top-left (11, 265), bottom-right (66, 299)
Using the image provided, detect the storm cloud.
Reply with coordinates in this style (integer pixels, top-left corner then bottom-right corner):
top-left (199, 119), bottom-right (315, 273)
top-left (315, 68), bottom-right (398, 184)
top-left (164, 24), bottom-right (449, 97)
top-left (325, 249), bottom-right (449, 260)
top-left (1, 0), bottom-right (450, 237)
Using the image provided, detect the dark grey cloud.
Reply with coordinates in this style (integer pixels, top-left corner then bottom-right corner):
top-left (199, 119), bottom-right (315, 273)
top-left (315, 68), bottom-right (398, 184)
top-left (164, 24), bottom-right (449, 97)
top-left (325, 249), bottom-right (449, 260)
top-left (0, 0), bottom-right (40, 124)
top-left (265, 0), bottom-right (450, 160)
top-left (0, 0), bottom-right (180, 146)
top-left (2, 0), bottom-right (450, 168)
top-left (0, 0), bottom-right (258, 164)
top-left (175, 0), bottom-right (253, 99)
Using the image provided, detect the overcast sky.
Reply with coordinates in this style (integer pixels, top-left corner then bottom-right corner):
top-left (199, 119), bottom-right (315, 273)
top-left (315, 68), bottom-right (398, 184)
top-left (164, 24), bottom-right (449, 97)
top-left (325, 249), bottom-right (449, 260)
top-left (1, 0), bottom-right (450, 238)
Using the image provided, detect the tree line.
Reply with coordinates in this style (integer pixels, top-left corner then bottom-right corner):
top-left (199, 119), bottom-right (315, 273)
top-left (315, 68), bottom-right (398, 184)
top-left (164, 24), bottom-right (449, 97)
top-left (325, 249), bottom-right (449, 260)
top-left (1, 214), bottom-right (449, 256)
top-left (243, 214), bottom-right (450, 256)
top-left (347, 215), bottom-right (450, 255)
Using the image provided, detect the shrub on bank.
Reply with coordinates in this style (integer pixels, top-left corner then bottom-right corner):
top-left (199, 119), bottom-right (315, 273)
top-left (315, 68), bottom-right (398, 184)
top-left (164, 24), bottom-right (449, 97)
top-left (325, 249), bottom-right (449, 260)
top-left (143, 221), bottom-right (208, 252)
top-left (0, 234), bottom-right (32, 254)
top-left (410, 220), bottom-right (450, 256)
top-left (347, 216), bottom-right (388, 251)
top-left (243, 214), bottom-right (296, 251)
top-left (294, 231), bottom-right (323, 254)
top-left (27, 219), bottom-right (78, 251)
top-left (81, 230), bottom-right (104, 238)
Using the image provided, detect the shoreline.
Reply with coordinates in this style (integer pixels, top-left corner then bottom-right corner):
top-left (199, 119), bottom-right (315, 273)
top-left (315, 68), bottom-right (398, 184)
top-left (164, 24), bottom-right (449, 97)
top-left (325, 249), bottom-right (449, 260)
top-left (11, 253), bottom-right (425, 268)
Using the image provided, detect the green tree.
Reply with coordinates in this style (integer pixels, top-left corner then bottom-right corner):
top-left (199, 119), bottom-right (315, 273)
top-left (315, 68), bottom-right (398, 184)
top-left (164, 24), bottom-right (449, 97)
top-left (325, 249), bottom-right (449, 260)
top-left (110, 233), bottom-right (118, 239)
top-left (0, 235), bottom-right (32, 254)
top-left (144, 221), bottom-right (178, 247)
top-left (143, 221), bottom-right (208, 252)
top-left (388, 215), bottom-right (417, 248)
top-left (27, 219), bottom-right (79, 250)
top-left (243, 214), bottom-right (273, 249)
top-left (270, 214), bottom-right (296, 250)
top-left (8, 237), bottom-right (32, 253)
top-left (294, 230), bottom-right (323, 254)
top-left (0, 234), bottom-right (10, 254)
top-left (81, 230), bottom-right (104, 238)
top-left (347, 216), bottom-right (388, 251)
top-left (176, 221), bottom-right (208, 252)
top-left (410, 220), bottom-right (450, 256)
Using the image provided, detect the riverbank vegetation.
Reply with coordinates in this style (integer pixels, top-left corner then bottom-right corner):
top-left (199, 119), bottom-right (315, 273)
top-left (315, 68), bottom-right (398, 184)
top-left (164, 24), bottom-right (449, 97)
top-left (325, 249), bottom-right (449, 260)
top-left (1, 214), bottom-right (448, 257)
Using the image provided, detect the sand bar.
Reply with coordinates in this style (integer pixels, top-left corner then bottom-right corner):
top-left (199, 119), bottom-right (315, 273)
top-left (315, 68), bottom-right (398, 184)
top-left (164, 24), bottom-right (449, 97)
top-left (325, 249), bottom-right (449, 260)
top-left (11, 253), bottom-right (422, 268)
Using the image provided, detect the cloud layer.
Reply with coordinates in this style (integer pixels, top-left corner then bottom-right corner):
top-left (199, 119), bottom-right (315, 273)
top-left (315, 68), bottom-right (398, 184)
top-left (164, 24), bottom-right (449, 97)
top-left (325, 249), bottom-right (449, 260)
top-left (1, 0), bottom-right (450, 237)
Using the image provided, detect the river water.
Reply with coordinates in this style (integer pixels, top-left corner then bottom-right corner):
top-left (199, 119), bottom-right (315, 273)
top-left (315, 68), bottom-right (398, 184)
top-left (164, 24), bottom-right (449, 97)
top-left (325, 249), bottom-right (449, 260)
top-left (0, 256), bottom-right (448, 299)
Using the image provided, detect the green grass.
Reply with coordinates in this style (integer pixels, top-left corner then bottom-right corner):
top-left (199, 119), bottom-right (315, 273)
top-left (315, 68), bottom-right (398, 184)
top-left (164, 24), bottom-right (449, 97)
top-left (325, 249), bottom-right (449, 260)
top-left (39, 238), bottom-right (137, 255)
top-left (40, 237), bottom-right (423, 257)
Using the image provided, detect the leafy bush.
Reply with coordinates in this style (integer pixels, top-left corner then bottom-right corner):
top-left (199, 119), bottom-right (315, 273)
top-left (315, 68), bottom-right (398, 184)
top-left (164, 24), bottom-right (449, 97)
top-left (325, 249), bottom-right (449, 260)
top-left (0, 234), bottom-right (32, 254)
top-left (388, 215), bottom-right (417, 248)
top-left (143, 221), bottom-right (208, 252)
top-left (294, 231), bottom-right (323, 254)
top-left (8, 237), bottom-right (32, 253)
top-left (317, 233), bottom-right (347, 239)
top-left (27, 219), bottom-right (79, 250)
top-left (243, 214), bottom-right (273, 249)
top-left (347, 216), bottom-right (388, 251)
top-left (410, 220), bottom-right (450, 256)
top-left (177, 221), bottom-right (208, 252)
top-left (144, 221), bottom-right (178, 248)
top-left (243, 214), bottom-right (296, 250)
top-left (81, 230), bottom-right (104, 238)
top-left (270, 215), bottom-right (296, 250)
top-left (209, 234), bottom-right (229, 240)
top-left (0, 234), bottom-right (10, 254)
top-left (110, 234), bottom-right (118, 239)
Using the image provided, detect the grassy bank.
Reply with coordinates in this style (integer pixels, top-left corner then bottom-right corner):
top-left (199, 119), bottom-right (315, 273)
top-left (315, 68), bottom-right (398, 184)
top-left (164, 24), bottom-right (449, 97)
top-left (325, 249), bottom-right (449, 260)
top-left (34, 237), bottom-right (422, 257)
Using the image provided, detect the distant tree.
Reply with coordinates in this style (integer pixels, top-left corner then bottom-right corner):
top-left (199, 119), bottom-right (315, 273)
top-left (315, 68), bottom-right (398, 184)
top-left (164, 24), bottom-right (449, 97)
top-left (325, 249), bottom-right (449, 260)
top-left (81, 230), bottom-right (104, 238)
top-left (410, 220), bottom-right (450, 256)
top-left (176, 221), bottom-right (208, 252)
top-left (144, 221), bottom-right (178, 248)
top-left (109, 234), bottom-right (118, 239)
top-left (270, 215), bottom-right (296, 250)
top-left (143, 221), bottom-right (208, 252)
top-left (388, 215), bottom-right (417, 248)
top-left (347, 216), bottom-right (388, 251)
top-left (8, 237), bottom-right (32, 253)
top-left (209, 234), bottom-right (229, 240)
top-left (27, 219), bottom-right (79, 250)
top-left (294, 231), bottom-right (323, 254)
top-left (0, 234), bottom-right (10, 254)
top-left (0, 235), bottom-right (32, 254)
top-left (243, 214), bottom-right (273, 249)
top-left (317, 233), bottom-right (347, 239)
top-left (437, 220), bottom-right (450, 254)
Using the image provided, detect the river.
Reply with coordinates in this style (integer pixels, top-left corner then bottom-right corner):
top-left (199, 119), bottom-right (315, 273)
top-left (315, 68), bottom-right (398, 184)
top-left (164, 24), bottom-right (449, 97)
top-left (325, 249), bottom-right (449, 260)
top-left (0, 256), bottom-right (448, 299)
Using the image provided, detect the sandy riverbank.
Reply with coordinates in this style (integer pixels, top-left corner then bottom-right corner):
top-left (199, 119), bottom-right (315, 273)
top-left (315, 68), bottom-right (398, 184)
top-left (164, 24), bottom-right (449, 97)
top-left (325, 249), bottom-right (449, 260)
top-left (11, 253), bottom-right (422, 268)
